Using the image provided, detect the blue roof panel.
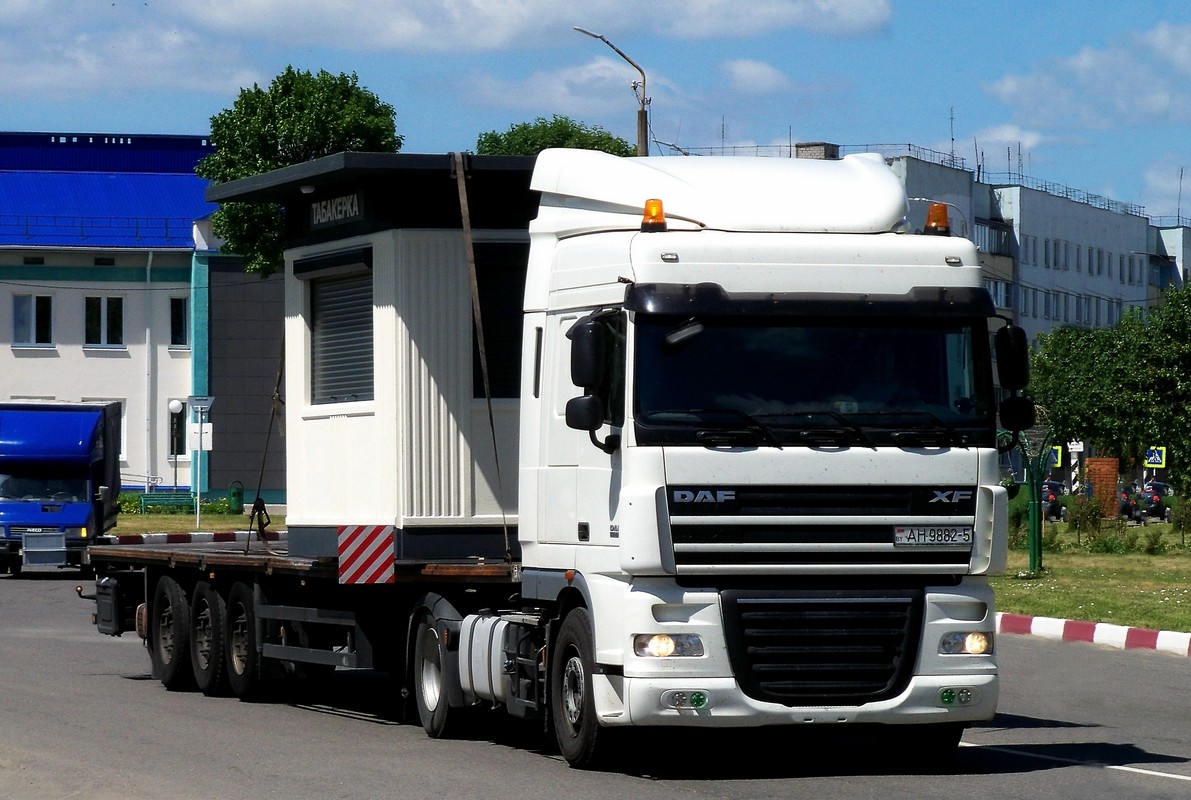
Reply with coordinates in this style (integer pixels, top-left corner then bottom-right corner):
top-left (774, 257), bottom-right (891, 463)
top-left (0, 171), bottom-right (216, 248)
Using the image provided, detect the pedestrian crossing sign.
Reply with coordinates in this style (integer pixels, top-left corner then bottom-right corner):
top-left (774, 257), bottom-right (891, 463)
top-left (1049, 446), bottom-right (1061, 467)
top-left (1145, 446), bottom-right (1166, 468)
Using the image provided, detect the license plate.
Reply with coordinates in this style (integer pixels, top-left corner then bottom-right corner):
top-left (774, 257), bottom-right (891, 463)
top-left (893, 526), bottom-right (973, 546)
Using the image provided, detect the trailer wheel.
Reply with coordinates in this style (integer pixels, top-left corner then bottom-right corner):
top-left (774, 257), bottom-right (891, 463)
top-left (414, 615), bottom-right (461, 738)
top-left (189, 582), bottom-right (228, 696)
top-left (150, 576), bottom-right (194, 690)
top-left (550, 607), bottom-right (608, 768)
top-left (225, 582), bottom-right (262, 699)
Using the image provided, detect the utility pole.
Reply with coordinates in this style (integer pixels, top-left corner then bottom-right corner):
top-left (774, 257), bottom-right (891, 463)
top-left (574, 27), bottom-right (648, 156)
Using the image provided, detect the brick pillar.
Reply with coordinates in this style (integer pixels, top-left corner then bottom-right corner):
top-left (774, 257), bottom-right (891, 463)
top-left (1085, 457), bottom-right (1119, 518)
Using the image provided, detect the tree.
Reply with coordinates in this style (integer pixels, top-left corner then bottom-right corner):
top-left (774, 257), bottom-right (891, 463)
top-left (475, 115), bottom-right (634, 157)
top-left (1030, 290), bottom-right (1191, 494)
top-left (196, 67), bottom-right (401, 274)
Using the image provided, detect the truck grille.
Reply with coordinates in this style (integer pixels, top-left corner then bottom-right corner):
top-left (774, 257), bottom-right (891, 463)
top-left (668, 485), bottom-right (976, 575)
top-left (720, 588), bottom-right (922, 706)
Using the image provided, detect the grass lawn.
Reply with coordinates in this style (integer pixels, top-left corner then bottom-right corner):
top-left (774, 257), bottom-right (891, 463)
top-left (108, 512), bottom-right (282, 535)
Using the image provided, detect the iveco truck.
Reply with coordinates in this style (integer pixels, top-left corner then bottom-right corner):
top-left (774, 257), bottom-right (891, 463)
top-left (1, 401), bottom-right (120, 574)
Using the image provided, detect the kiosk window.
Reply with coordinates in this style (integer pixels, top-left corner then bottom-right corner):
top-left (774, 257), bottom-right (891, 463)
top-left (311, 272), bottom-right (373, 404)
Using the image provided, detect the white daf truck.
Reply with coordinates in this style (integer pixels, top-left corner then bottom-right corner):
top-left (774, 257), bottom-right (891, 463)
top-left (89, 147), bottom-right (1033, 769)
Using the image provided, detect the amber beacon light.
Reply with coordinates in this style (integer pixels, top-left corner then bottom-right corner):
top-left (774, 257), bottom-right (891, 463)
top-left (641, 198), bottom-right (667, 231)
top-left (923, 202), bottom-right (951, 236)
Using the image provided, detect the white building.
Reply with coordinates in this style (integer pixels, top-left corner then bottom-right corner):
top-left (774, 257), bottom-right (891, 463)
top-left (0, 132), bottom-right (216, 492)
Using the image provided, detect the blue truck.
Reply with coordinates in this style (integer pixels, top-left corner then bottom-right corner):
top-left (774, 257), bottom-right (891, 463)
top-left (0, 402), bottom-right (121, 575)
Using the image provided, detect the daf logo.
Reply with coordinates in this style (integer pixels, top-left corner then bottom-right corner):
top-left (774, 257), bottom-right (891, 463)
top-left (673, 489), bottom-right (736, 503)
top-left (930, 490), bottom-right (974, 503)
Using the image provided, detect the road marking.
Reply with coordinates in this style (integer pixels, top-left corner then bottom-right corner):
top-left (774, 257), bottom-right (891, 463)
top-left (961, 742), bottom-right (1191, 782)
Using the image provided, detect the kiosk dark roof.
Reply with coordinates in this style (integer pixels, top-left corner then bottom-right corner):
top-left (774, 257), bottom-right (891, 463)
top-left (206, 151), bottom-right (539, 242)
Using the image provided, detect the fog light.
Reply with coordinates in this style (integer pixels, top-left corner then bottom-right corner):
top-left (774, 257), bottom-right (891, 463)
top-left (661, 689), bottom-right (712, 710)
top-left (939, 630), bottom-right (992, 655)
top-left (634, 633), bottom-right (705, 657)
top-left (939, 687), bottom-right (978, 706)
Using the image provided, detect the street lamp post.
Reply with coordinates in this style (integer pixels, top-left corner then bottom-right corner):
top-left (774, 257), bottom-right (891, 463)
top-left (573, 26), bottom-right (648, 156)
top-left (167, 399), bottom-right (182, 492)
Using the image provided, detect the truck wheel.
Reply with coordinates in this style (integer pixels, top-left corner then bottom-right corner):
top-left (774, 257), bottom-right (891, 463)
top-left (550, 607), bottom-right (608, 768)
top-left (189, 582), bottom-right (228, 696)
top-left (150, 576), bottom-right (194, 690)
top-left (225, 582), bottom-right (262, 700)
top-left (414, 616), bottom-right (460, 738)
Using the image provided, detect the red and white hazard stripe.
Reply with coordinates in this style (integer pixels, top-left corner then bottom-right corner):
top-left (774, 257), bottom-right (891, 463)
top-left (338, 525), bottom-right (396, 585)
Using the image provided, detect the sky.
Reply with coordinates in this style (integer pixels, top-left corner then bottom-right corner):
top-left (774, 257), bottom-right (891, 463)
top-left (4, 1), bottom-right (1191, 219)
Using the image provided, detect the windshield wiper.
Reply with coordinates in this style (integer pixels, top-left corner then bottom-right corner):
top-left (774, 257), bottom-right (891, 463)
top-left (881, 411), bottom-right (968, 447)
top-left (684, 408), bottom-right (783, 449)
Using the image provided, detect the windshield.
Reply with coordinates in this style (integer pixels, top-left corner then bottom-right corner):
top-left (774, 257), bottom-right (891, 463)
top-left (0, 471), bottom-right (89, 502)
top-left (633, 314), bottom-right (995, 447)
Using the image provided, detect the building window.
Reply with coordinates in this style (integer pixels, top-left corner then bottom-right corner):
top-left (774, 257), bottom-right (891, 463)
top-left (170, 297), bottom-right (189, 347)
top-left (13, 294), bottom-right (52, 345)
top-left (311, 272), bottom-right (373, 404)
top-left (84, 296), bottom-right (124, 346)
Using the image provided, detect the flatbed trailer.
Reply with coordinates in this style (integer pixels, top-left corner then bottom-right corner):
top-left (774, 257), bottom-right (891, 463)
top-left (91, 533), bottom-right (521, 706)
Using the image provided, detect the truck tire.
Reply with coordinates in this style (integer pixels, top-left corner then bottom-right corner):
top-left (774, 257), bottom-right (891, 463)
top-left (414, 615), bottom-right (459, 738)
top-left (189, 582), bottom-right (228, 696)
top-left (550, 607), bottom-right (608, 768)
top-left (150, 576), bottom-right (194, 690)
top-left (225, 582), bottom-right (262, 700)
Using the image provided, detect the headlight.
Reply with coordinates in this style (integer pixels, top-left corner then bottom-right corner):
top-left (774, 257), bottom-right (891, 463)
top-left (939, 630), bottom-right (992, 655)
top-left (633, 633), bottom-right (705, 658)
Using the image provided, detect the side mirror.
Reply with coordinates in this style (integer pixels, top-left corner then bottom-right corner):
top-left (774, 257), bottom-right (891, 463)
top-left (568, 318), bottom-right (605, 389)
top-left (97, 485), bottom-right (113, 504)
top-left (565, 394), bottom-right (620, 454)
top-left (995, 325), bottom-right (1030, 391)
top-left (565, 394), bottom-right (604, 432)
top-left (999, 395), bottom-right (1036, 432)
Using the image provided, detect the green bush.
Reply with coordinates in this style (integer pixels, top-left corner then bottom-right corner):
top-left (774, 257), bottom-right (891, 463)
top-left (118, 491), bottom-right (142, 514)
top-left (201, 496), bottom-right (231, 515)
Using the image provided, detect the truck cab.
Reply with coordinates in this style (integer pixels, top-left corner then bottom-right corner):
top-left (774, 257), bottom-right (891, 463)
top-left (507, 149), bottom-right (1025, 764)
top-left (0, 402), bottom-right (121, 574)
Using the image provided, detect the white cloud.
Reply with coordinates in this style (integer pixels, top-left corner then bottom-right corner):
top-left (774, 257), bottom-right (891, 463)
top-left (986, 22), bottom-right (1191, 130)
top-left (1141, 159), bottom-right (1191, 218)
top-left (0, 24), bottom-right (257, 101)
top-left (664, 0), bottom-right (890, 38)
top-left (722, 60), bottom-right (792, 95)
top-left (172, 0), bottom-right (890, 51)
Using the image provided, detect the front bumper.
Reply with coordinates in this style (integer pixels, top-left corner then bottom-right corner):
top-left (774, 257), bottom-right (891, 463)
top-left (599, 671), bottom-right (997, 728)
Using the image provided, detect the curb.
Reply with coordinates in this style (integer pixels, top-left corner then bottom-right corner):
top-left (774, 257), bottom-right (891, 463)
top-left (997, 611), bottom-right (1191, 657)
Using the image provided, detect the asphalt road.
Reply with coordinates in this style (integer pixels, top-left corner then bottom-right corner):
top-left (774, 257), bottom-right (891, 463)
top-left (1, 570), bottom-right (1188, 800)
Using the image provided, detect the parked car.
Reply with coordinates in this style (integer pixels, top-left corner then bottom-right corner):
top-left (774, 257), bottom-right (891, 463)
top-left (1119, 486), bottom-right (1141, 523)
top-left (1042, 479), bottom-right (1067, 522)
top-left (1140, 480), bottom-right (1173, 524)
